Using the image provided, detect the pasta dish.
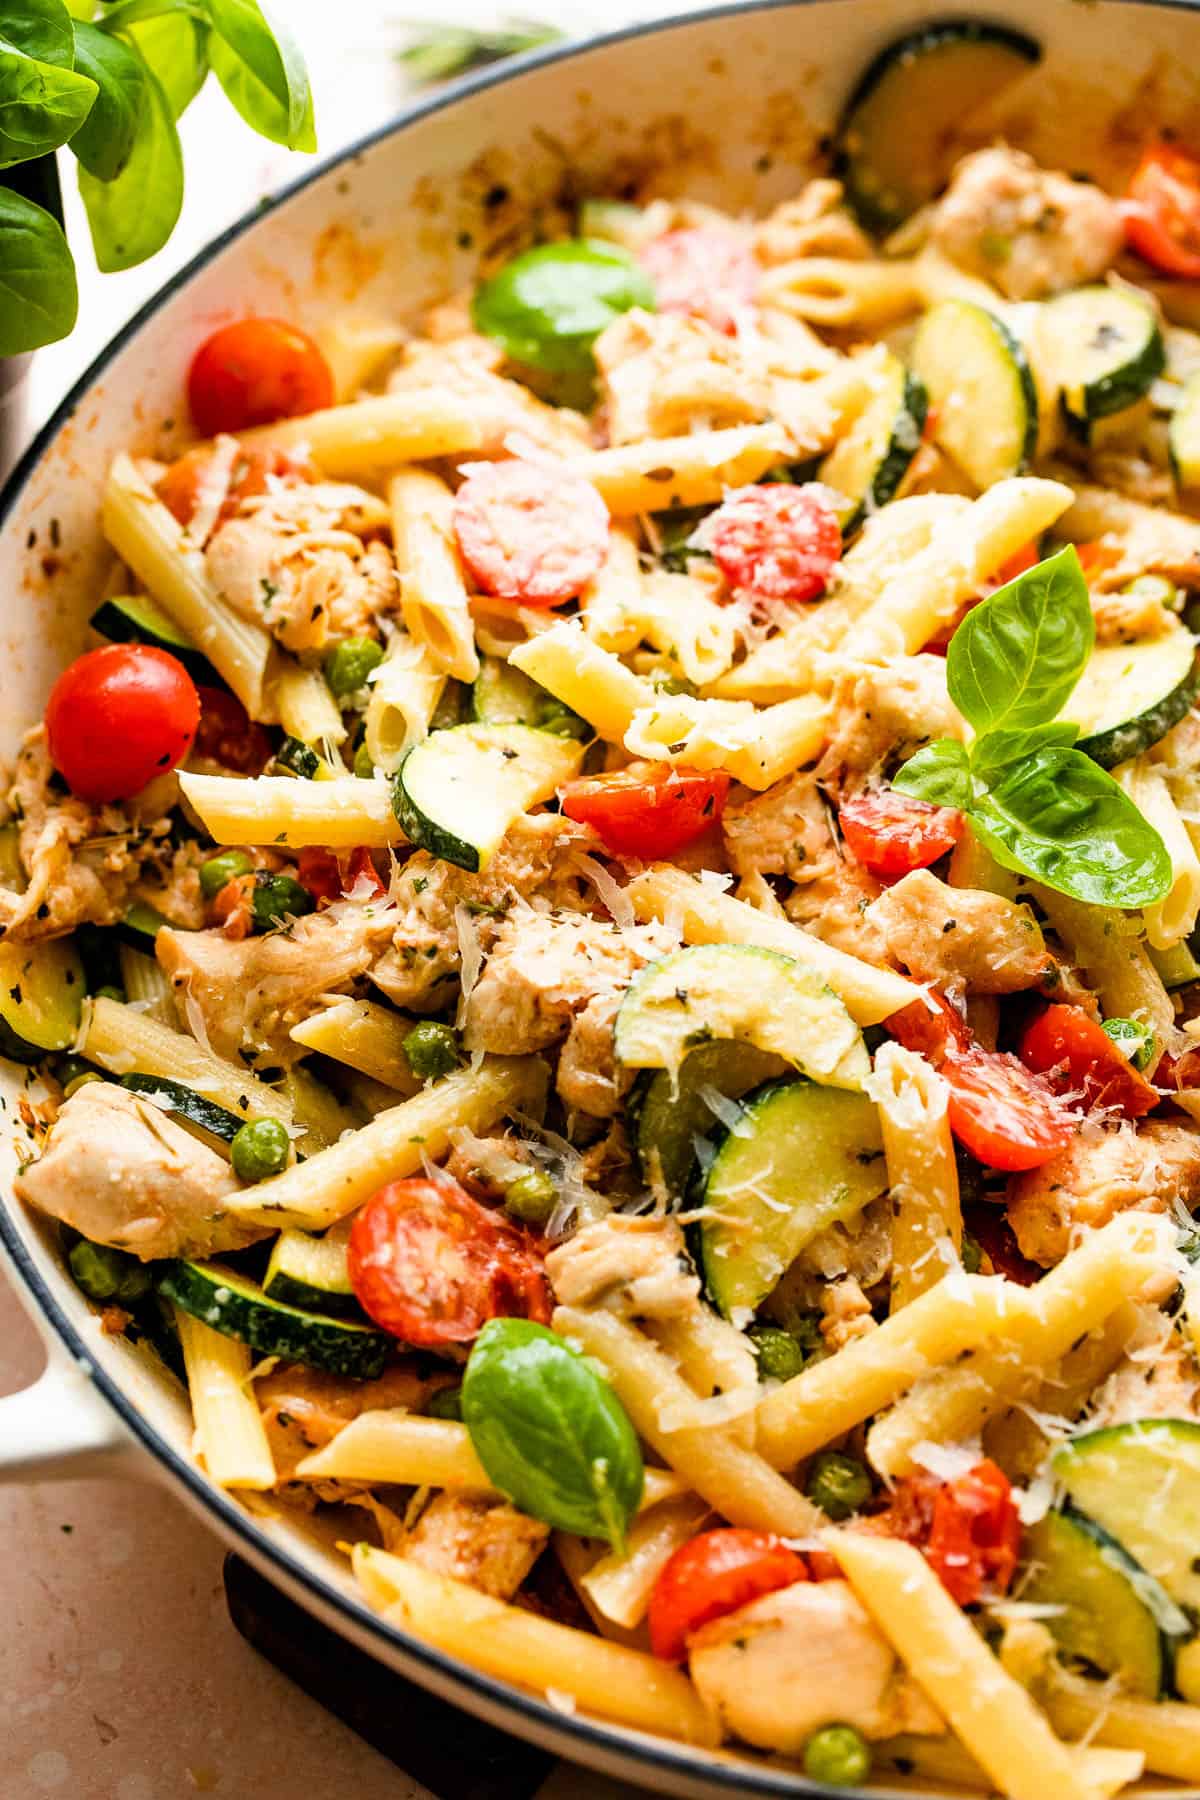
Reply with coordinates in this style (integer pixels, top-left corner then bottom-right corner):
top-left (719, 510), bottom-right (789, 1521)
top-left (12, 20), bottom-right (1200, 1795)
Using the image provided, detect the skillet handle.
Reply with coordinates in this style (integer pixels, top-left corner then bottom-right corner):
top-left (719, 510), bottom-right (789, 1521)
top-left (0, 1340), bottom-right (137, 1483)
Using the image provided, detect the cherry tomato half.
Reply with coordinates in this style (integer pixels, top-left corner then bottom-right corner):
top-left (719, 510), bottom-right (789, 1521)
top-left (187, 318), bottom-right (334, 437)
top-left (648, 1529), bottom-right (808, 1662)
top-left (560, 764), bottom-right (730, 859)
top-left (348, 1176), bottom-right (552, 1347)
top-left (640, 228), bottom-right (761, 334)
top-left (1075, 540), bottom-right (1123, 583)
top-left (192, 686), bottom-right (273, 775)
top-left (296, 846), bottom-right (386, 906)
top-left (839, 790), bottom-right (964, 882)
top-left (701, 483), bottom-right (842, 604)
top-left (1020, 1003), bottom-right (1160, 1120)
top-left (925, 1459), bottom-right (1021, 1607)
top-left (453, 461), bottom-right (610, 607)
top-left (44, 644), bottom-right (199, 804)
top-left (1123, 142), bottom-right (1200, 280)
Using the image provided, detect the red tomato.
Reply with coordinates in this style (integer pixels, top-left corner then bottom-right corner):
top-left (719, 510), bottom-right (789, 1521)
top-left (839, 790), bottom-right (964, 881)
top-left (1123, 143), bottom-right (1200, 279)
top-left (963, 1203), bottom-right (1041, 1287)
top-left (296, 846), bottom-right (386, 905)
top-left (453, 461), bottom-right (609, 606)
top-left (701, 484), bottom-right (841, 604)
top-left (212, 873), bottom-right (255, 940)
top-left (648, 1529), bottom-right (808, 1662)
top-left (348, 1176), bottom-right (552, 1347)
top-left (192, 686), bottom-right (273, 775)
top-left (887, 995), bottom-right (1074, 1171)
top-left (925, 1460), bottom-right (1021, 1607)
top-left (44, 644), bottom-right (199, 804)
top-left (157, 444), bottom-right (310, 529)
top-left (1020, 1003), bottom-right (1160, 1120)
top-left (560, 764), bottom-right (730, 859)
top-left (640, 228), bottom-right (761, 334)
top-left (1075, 540), bottom-right (1123, 582)
top-left (187, 318), bottom-right (334, 437)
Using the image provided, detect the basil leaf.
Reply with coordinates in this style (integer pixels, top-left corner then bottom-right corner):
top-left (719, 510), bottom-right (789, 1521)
top-left (462, 1318), bottom-right (644, 1549)
top-left (0, 35), bottom-right (97, 166)
top-left (947, 546), bottom-right (1094, 735)
top-left (69, 22), bottom-right (144, 180)
top-left (0, 183), bottom-right (75, 350)
top-left (971, 719), bottom-right (1080, 776)
top-left (126, 9), bottom-right (209, 119)
top-left (473, 239), bottom-right (655, 376)
top-left (206, 0), bottom-right (314, 152)
top-left (78, 57), bottom-right (181, 270)
top-left (969, 745), bottom-right (1172, 908)
top-left (891, 738), bottom-right (974, 810)
top-left (0, 0), bottom-right (75, 67)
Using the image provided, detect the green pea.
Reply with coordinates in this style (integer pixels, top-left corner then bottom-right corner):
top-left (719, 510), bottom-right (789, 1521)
top-left (535, 695), bottom-right (590, 740)
top-left (230, 1116), bottom-right (291, 1182)
top-left (64, 1071), bottom-right (104, 1099)
top-left (1122, 572), bottom-right (1179, 612)
top-left (199, 850), bottom-right (254, 900)
top-left (251, 872), bottom-right (315, 932)
top-left (961, 1231), bottom-right (983, 1275)
top-left (1101, 1015), bottom-right (1156, 1072)
top-left (403, 1020), bottom-right (460, 1081)
top-left (806, 1450), bottom-right (872, 1521)
top-left (325, 637), bottom-right (385, 700)
top-left (68, 1238), bottom-right (152, 1306)
top-left (763, 1304), bottom-right (823, 1360)
top-left (427, 1385), bottom-right (463, 1421)
top-left (55, 1054), bottom-right (93, 1090)
top-left (93, 985), bottom-right (126, 1003)
top-left (747, 1324), bottom-right (807, 1383)
top-left (803, 1725), bottom-right (871, 1788)
top-left (504, 1169), bottom-right (558, 1226)
top-left (354, 741), bottom-right (375, 779)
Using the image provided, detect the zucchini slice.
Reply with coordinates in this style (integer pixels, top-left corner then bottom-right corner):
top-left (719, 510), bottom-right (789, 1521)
top-left (470, 656), bottom-right (588, 738)
top-left (1035, 286), bottom-right (1165, 426)
top-left (263, 1221), bottom-right (363, 1319)
top-left (90, 592), bottom-right (215, 684)
top-left (627, 1040), bottom-right (789, 1200)
top-left (120, 1073), bottom-right (245, 1145)
top-left (0, 938), bottom-right (85, 1063)
top-left (1053, 1419), bottom-right (1200, 1612)
top-left (818, 352), bottom-right (926, 532)
top-left (1022, 1508), bottom-right (1182, 1698)
top-left (613, 944), bottom-right (869, 1090)
top-left (699, 1077), bottom-right (887, 1316)
top-left (1060, 622), bottom-right (1200, 769)
top-left (273, 735), bottom-right (322, 779)
top-left (1170, 370), bottom-right (1200, 491)
top-left (836, 21), bottom-right (1040, 232)
top-left (159, 1259), bottom-right (390, 1379)
top-left (113, 900), bottom-right (170, 952)
top-left (393, 722), bottom-right (585, 873)
top-left (910, 300), bottom-right (1037, 488)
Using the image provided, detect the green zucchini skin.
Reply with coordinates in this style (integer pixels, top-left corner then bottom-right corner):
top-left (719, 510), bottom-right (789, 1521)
top-left (627, 1040), bottom-right (790, 1200)
top-left (90, 594), bottom-right (217, 685)
top-left (0, 937), bottom-right (86, 1062)
top-left (1080, 652), bottom-right (1200, 768)
top-left (263, 1226), bottom-right (364, 1321)
top-left (910, 301), bottom-right (1036, 486)
top-left (818, 357), bottom-right (926, 533)
top-left (1170, 370), bottom-right (1200, 490)
top-left (120, 1074), bottom-right (245, 1143)
top-left (274, 736), bottom-right (322, 779)
top-left (393, 722), bottom-right (584, 874)
top-left (1037, 286), bottom-right (1166, 425)
top-left (1062, 629), bottom-right (1200, 770)
top-left (1052, 1418), bottom-right (1200, 1615)
top-left (835, 21), bottom-right (1041, 232)
top-left (160, 1259), bottom-right (391, 1379)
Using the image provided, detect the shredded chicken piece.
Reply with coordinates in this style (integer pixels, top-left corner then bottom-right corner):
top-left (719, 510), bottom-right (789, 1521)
top-left (595, 308), bottom-right (771, 444)
top-left (389, 333), bottom-right (592, 458)
top-left (1090, 580), bottom-right (1177, 643)
top-left (928, 147), bottom-right (1123, 300)
top-left (13, 1082), bottom-right (265, 1261)
top-left (403, 1491), bottom-right (548, 1601)
top-left (688, 1580), bottom-right (943, 1754)
top-left (546, 1215), bottom-right (701, 1320)
top-left (820, 1275), bottom-right (877, 1352)
top-left (1089, 1327), bottom-right (1200, 1431)
top-left (207, 499), bottom-right (397, 656)
top-left (765, 1196), bottom-right (893, 1323)
top-left (868, 870), bottom-right (1060, 997)
top-left (1007, 1117), bottom-right (1200, 1266)
top-left (555, 988), bottom-right (627, 1118)
top-left (753, 180), bottom-right (873, 266)
top-left (1059, 484), bottom-right (1200, 588)
top-left (819, 655), bottom-right (964, 790)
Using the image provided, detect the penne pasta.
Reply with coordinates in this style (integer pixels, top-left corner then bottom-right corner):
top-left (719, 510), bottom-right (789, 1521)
top-left (509, 619), bottom-right (653, 742)
top-left (758, 255), bottom-right (923, 327)
top-left (274, 662), bottom-right (347, 751)
top-left (179, 771), bottom-right (405, 849)
top-left (236, 389), bottom-right (490, 475)
top-left (568, 423), bottom-right (791, 515)
top-left (363, 632), bottom-right (446, 774)
top-left (83, 996), bottom-right (292, 1126)
top-left (867, 1043), bottom-right (961, 1311)
top-left (288, 998), bottom-right (423, 1096)
top-left (175, 1309), bottom-right (276, 1491)
top-left (1116, 760), bottom-right (1200, 949)
top-left (578, 1494), bottom-right (712, 1629)
top-left (624, 692), bottom-right (829, 790)
top-left (388, 467), bottom-right (480, 682)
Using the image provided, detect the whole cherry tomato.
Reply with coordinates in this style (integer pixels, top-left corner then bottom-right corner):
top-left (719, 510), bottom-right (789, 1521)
top-left (648, 1528), bottom-right (808, 1662)
top-left (45, 644), bottom-right (199, 803)
top-left (560, 763), bottom-right (730, 859)
top-left (187, 318), bottom-right (334, 436)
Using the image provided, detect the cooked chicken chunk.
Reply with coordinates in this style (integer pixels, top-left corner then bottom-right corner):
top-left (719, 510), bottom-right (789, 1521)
top-left (403, 1491), bottom-right (548, 1601)
top-left (595, 308), bottom-right (770, 444)
top-left (868, 870), bottom-right (1059, 996)
top-left (688, 1579), bottom-right (942, 1754)
top-left (158, 901), bottom-right (395, 1066)
top-left (928, 147), bottom-right (1123, 300)
top-left (1090, 1327), bottom-right (1200, 1432)
top-left (13, 1082), bottom-right (264, 1261)
top-left (546, 1215), bottom-right (700, 1320)
top-left (1059, 484), bottom-right (1200, 590)
top-left (555, 989), bottom-right (625, 1118)
top-left (753, 180), bottom-right (873, 266)
top-left (820, 656), bottom-right (964, 790)
top-left (389, 333), bottom-right (592, 459)
top-left (1007, 1117), bottom-right (1200, 1266)
top-left (258, 1360), bottom-right (455, 1477)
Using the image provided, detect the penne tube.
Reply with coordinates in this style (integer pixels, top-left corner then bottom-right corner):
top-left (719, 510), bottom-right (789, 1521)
top-left (364, 632), bottom-right (446, 774)
top-left (758, 256), bottom-right (922, 327)
top-left (579, 1495), bottom-right (712, 1629)
top-left (388, 467), bottom-right (480, 682)
top-left (580, 522), bottom-right (644, 652)
top-left (624, 692), bottom-right (829, 791)
top-left (1116, 760), bottom-right (1200, 950)
top-left (83, 996), bottom-right (292, 1126)
top-left (554, 1305), bottom-right (824, 1537)
top-left (236, 389), bottom-right (490, 475)
top-left (353, 1548), bottom-right (718, 1746)
top-left (626, 864), bottom-right (921, 1025)
top-left (289, 998), bottom-right (423, 1097)
top-left (1041, 1665), bottom-right (1200, 1783)
top-left (569, 423), bottom-right (791, 515)
top-left (1028, 885), bottom-right (1175, 1067)
top-left (647, 1309), bottom-right (759, 1449)
top-left (509, 620), bottom-right (653, 742)
top-left (176, 1309), bottom-right (276, 1490)
top-left (274, 662), bottom-right (347, 750)
top-left (984, 1302), bottom-right (1144, 1480)
top-left (866, 1043), bottom-right (961, 1310)
top-left (315, 315), bottom-right (405, 402)
top-left (222, 1057), bottom-right (546, 1230)
top-left (179, 771), bottom-right (404, 849)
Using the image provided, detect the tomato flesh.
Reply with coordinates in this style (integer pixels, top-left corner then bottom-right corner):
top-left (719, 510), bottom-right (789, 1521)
top-left (157, 444), bottom-right (312, 529)
top-left (887, 995), bottom-right (1074, 1172)
top-left (560, 764), bottom-right (730, 858)
top-left (1124, 143), bottom-right (1200, 279)
top-left (648, 1528), bottom-right (808, 1662)
top-left (839, 790), bottom-right (964, 881)
top-left (193, 685), bottom-right (273, 775)
top-left (639, 228), bottom-right (761, 334)
top-left (453, 461), bottom-right (610, 606)
top-left (926, 1460), bottom-right (1021, 1607)
top-left (348, 1176), bottom-right (551, 1347)
top-left (44, 644), bottom-right (199, 804)
top-left (297, 846), bottom-right (386, 905)
top-left (187, 318), bottom-right (334, 437)
top-left (700, 483), bottom-right (841, 604)
top-left (1019, 1003), bottom-right (1159, 1120)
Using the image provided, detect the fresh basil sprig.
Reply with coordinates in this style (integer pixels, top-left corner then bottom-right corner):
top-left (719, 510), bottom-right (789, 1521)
top-left (894, 545), bottom-right (1172, 908)
top-left (462, 1317), bottom-right (644, 1550)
